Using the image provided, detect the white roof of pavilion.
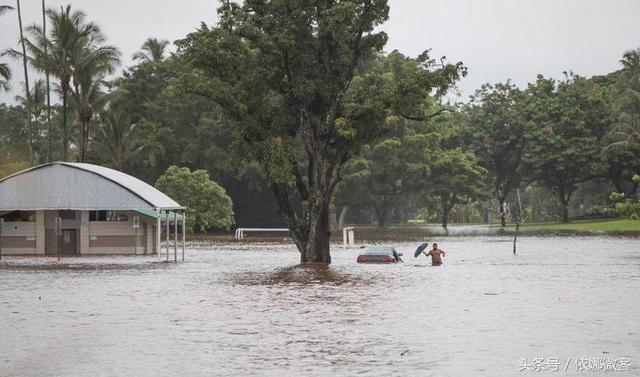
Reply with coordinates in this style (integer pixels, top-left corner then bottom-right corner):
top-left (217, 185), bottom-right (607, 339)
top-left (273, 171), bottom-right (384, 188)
top-left (0, 162), bottom-right (183, 211)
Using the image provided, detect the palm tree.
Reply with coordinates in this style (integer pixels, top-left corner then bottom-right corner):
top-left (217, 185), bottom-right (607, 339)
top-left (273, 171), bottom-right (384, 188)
top-left (42, 0), bottom-right (52, 162)
top-left (0, 5), bottom-right (14, 91)
top-left (620, 49), bottom-right (640, 71)
top-left (132, 38), bottom-right (169, 63)
top-left (0, 4), bottom-right (13, 14)
top-left (71, 37), bottom-right (121, 162)
top-left (607, 48), bottom-right (640, 152)
top-left (94, 103), bottom-right (163, 171)
top-left (15, 79), bottom-right (47, 159)
top-left (14, 5), bottom-right (120, 161)
top-left (15, 79), bottom-right (47, 119)
top-left (15, 0), bottom-right (34, 162)
top-left (0, 61), bottom-right (10, 91)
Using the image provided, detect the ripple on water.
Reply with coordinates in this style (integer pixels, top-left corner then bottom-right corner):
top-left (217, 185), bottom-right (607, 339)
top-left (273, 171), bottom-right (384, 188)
top-left (0, 237), bottom-right (639, 376)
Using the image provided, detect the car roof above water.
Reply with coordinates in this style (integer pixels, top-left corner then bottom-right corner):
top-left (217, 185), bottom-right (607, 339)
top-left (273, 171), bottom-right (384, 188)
top-left (360, 245), bottom-right (395, 256)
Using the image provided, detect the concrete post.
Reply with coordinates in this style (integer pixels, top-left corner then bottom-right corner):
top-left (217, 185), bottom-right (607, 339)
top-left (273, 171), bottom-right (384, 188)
top-left (79, 211), bottom-right (89, 255)
top-left (36, 210), bottom-right (46, 255)
top-left (173, 211), bottom-right (178, 262)
top-left (182, 210), bottom-right (186, 261)
top-left (165, 211), bottom-right (169, 262)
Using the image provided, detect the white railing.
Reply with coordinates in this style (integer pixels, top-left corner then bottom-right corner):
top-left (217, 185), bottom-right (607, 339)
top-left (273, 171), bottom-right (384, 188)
top-left (234, 228), bottom-right (289, 240)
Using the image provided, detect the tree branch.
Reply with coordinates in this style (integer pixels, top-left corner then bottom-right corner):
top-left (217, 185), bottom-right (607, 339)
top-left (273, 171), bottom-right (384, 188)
top-left (401, 107), bottom-right (454, 122)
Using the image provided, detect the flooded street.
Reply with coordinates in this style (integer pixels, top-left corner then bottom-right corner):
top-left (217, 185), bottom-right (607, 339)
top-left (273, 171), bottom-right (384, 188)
top-left (1, 236), bottom-right (639, 376)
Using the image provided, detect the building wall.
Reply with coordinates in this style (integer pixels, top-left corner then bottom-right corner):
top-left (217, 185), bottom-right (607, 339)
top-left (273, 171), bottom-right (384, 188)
top-left (0, 221), bottom-right (37, 255)
top-left (87, 213), bottom-right (157, 255)
top-left (2, 210), bottom-right (162, 256)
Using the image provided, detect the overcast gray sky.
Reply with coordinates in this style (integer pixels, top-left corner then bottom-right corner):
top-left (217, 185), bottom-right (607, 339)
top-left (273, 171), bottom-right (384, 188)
top-left (1, 0), bottom-right (639, 104)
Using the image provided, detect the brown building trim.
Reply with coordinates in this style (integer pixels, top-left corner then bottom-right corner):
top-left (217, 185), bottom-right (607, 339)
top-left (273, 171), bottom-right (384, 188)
top-left (89, 235), bottom-right (146, 248)
top-left (0, 236), bottom-right (36, 248)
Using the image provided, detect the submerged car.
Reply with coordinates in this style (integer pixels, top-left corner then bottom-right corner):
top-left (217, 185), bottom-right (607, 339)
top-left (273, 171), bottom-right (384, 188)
top-left (357, 245), bottom-right (403, 264)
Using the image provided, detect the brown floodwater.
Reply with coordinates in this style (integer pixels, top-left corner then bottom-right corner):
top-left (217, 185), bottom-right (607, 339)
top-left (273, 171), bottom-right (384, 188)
top-left (1, 236), bottom-right (639, 376)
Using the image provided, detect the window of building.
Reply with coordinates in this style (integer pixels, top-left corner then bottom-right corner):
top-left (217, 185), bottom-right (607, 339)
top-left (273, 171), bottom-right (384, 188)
top-left (89, 211), bottom-right (128, 222)
top-left (0, 210), bottom-right (35, 222)
top-left (59, 210), bottom-right (76, 220)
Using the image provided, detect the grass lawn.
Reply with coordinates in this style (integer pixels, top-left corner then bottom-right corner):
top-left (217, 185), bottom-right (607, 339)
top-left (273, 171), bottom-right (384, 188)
top-left (522, 218), bottom-right (640, 233)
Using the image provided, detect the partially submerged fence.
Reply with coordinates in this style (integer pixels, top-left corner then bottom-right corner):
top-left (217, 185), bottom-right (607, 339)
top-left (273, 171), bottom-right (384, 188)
top-left (234, 228), bottom-right (289, 240)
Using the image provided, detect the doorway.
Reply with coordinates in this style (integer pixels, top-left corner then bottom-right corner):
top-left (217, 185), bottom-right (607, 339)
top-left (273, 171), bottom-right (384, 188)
top-left (61, 229), bottom-right (77, 254)
top-left (44, 210), bottom-right (80, 255)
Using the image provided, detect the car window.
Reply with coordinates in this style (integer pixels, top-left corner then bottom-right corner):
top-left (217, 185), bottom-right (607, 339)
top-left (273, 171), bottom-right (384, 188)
top-left (361, 246), bottom-right (392, 255)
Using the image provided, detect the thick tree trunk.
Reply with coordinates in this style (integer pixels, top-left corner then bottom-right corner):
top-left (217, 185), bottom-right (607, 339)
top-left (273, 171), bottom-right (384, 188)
top-left (561, 201), bottom-right (570, 223)
top-left (441, 203), bottom-right (450, 229)
top-left (441, 195), bottom-right (456, 229)
top-left (557, 188), bottom-right (572, 223)
top-left (375, 201), bottom-right (387, 228)
top-left (299, 194), bottom-right (331, 264)
top-left (271, 171), bottom-right (335, 265)
top-left (441, 212), bottom-right (449, 229)
top-left (266, 106), bottom-right (348, 265)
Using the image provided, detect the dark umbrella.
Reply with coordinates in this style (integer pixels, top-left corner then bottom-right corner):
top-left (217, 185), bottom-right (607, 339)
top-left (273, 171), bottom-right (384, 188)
top-left (414, 242), bottom-right (429, 258)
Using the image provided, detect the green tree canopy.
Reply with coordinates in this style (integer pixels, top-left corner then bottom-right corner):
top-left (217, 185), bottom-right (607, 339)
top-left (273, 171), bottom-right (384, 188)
top-left (465, 81), bottom-right (528, 226)
top-left (610, 174), bottom-right (640, 220)
top-left (155, 166), bottom-right (234, 232)
top-left (522, 75), bottom-right (611, 222)
top-left (175, 0), bottom-right (464, 263)
top-left (13, 5), bottom-right (120, 161)
top-left (133, 38), bottom-right (170, 63)
top-left (430, 147), bottom-right (487, 228)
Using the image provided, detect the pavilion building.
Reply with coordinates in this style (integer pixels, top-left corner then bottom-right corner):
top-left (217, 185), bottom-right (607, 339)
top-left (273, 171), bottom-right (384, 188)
top-left (0, 162), bottom-right (184, 257)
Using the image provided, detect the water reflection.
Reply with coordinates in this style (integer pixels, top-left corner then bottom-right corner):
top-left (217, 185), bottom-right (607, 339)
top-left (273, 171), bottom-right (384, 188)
top-left (0, 237), bottom-right (638, 376)
top-left (0, 259), bottom-right (171, 272)
top-left (231, 263), bottom-right (373, 286)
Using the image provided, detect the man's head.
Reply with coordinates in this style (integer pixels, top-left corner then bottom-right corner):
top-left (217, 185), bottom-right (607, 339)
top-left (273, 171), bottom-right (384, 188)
top-left (433, 243), bottom-right (438, 249)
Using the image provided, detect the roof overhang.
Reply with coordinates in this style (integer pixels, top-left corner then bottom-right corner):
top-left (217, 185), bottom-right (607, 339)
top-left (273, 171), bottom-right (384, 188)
top-left (0, 162), bottom-right (183, 211)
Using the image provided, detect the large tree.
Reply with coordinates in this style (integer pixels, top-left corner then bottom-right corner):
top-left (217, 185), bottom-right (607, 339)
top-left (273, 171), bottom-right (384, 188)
top-left (465, 82), bottom-right (527, 226)
top-left (335, 119), bottom-right (432, 227)
top-left (14, 79), bottom-right (47, 160)
top-left (603, 48), bottom-right (640, 200)
top-left (176, 1), bottom-right (464, 263)
top-left (93, 97), bottom-right (163, 171)
top-left (522, 75), bottom-right (611, 222)
top-left (607, 49), bottom-right (640, 151)
top-left (430, 147), bottom-right (487, 229)
top-left (155, 166), bottom-right (235, 232)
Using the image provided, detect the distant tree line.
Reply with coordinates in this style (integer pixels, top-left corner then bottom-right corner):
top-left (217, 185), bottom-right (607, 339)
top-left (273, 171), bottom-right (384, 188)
top-left (1, 2), bottom-right (639, 239)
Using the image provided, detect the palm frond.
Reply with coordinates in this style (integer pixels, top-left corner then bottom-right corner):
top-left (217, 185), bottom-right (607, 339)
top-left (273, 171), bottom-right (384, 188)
top-left (0, 5), bottom-right (14, 15)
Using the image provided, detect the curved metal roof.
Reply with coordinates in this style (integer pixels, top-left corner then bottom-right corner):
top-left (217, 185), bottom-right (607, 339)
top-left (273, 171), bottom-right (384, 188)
top-left (0, 162), bottom-right (183, 211)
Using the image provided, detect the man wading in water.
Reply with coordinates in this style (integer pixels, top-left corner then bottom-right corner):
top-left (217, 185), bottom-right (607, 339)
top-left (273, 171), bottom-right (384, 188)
top-left (425, 243), bottom-right (446, 266)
